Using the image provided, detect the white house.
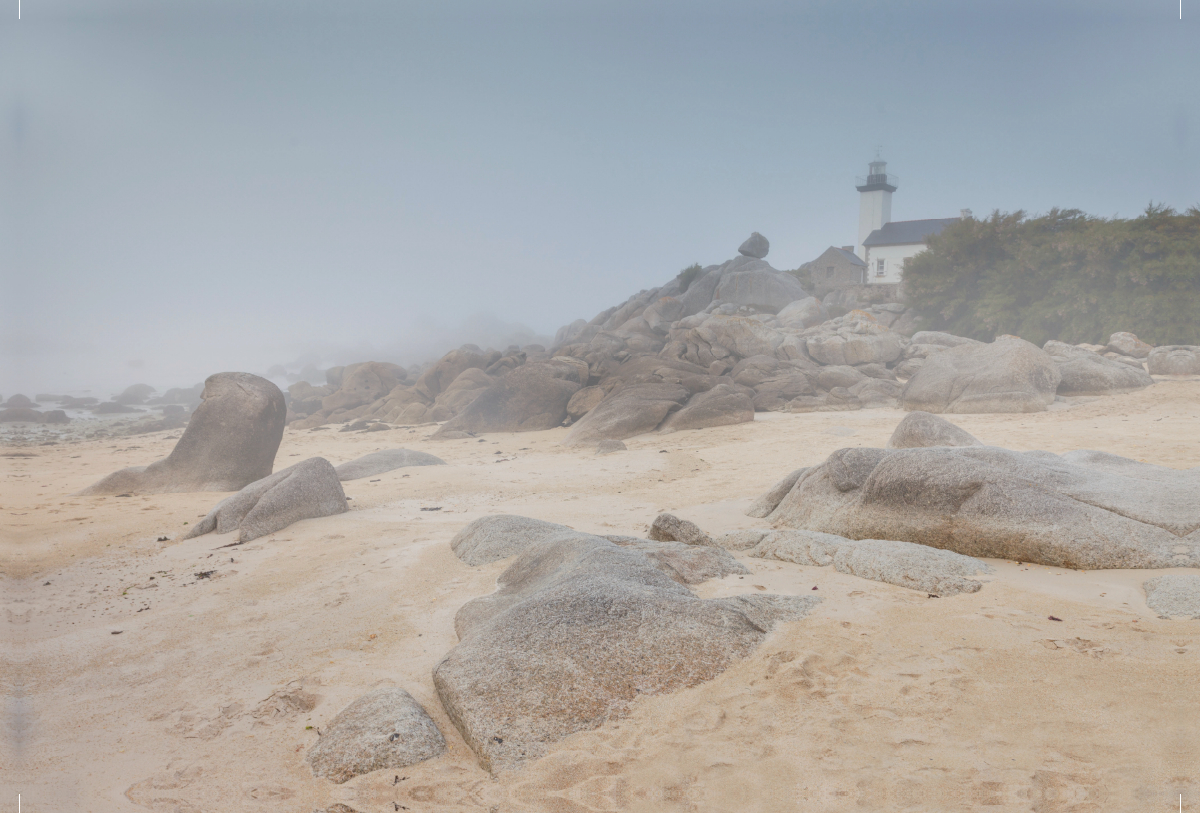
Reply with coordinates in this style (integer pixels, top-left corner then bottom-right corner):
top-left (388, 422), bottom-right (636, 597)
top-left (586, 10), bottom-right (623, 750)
top-left (855, 159), bottom-right (965, 285)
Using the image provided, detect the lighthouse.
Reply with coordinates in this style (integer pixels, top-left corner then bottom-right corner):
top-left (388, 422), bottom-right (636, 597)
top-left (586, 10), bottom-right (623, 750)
top-left (855, 158), bottom-right (896, 260)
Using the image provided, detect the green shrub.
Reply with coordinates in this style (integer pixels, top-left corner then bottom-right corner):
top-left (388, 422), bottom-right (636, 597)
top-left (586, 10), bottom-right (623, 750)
top-left (676, 263), bottom-right (704, 293)
top-left (904, 205), bottom-right (1200, 346)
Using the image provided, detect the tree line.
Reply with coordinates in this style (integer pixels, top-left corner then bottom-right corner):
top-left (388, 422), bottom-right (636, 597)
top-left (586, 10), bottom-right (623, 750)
top-left (903, 204), bottom-right (1200, 347)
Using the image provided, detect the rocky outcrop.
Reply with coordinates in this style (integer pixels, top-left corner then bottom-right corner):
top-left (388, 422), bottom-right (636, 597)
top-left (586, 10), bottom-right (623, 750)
top-left (434, 360), bottom-right (584, 436)
top-left (185, 457), bottom-right (348, 542)
top-left (805, 314), bottom-right (905, 366)
top-left (306, 687), bottom-right (446, 783)
top-left (433, 529), bottom-right (819, 773)
top-left (887, 411), bottom-right (982, 449)
top-left (79, 372), bottom-right (286, 495)
top-left (658, 383), bottom-right (754, 433)
top-left (333, 449), bottom-right (447, 481)
top-left (1147, 346), bottom-right (1200, 375)
top-left (761, 445), bottom-right (1200, 570)
top-left (321, 362), bottom-right (406, 412)
top-left (900, 337), bottom-right (1060, 413)
top-left (563, 383), bottom-right (690, 446)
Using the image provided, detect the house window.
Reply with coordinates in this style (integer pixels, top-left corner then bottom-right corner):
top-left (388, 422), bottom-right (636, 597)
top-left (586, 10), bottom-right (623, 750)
top-left (826, 266), bottom-right (835, 278)
top-left (876, 259), bottom-right (886, 276)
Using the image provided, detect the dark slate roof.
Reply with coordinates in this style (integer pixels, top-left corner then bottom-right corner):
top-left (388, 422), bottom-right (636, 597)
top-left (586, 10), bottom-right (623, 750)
top-left (829, 246), bottom-right (866, 266)
top-left (862, 218), bottom-right (959, 247)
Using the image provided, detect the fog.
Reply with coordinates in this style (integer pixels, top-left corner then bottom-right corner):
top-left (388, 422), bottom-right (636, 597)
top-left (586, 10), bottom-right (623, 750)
top-left (2, 0), bottom-right (1196, 396)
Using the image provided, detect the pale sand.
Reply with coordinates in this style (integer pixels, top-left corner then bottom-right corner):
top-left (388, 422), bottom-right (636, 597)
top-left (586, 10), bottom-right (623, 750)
top-left (2, 381), bottom-right (1199, 811)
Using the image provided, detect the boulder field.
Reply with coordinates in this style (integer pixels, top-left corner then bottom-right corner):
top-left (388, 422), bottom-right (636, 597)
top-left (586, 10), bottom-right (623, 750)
top-left (268, 236), bottom-right (1165, 446)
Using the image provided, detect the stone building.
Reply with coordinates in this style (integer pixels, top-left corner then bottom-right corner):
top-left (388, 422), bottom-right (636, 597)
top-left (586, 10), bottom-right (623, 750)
top-left (805, 245), bottom-right (867, 298)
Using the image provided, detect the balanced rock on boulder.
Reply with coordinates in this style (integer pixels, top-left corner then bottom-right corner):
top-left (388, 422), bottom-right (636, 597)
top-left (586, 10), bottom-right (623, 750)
top-left (737, 231), bottom-right (769, 259)
top-left (79, 372), bottom-right (286, 495)
top-left (306, 687), bottom-right (446, 783)
top-left (185, 457), bottom-right (348, 542)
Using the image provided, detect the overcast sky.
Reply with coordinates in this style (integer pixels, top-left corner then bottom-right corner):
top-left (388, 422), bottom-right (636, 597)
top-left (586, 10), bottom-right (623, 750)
top-left (1, 0), bottom-right (1196, 395)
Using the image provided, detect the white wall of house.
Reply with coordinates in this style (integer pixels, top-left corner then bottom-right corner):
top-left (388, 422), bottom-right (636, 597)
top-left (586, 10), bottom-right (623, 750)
top-left (857, 189), bottom-right (892, 260)
top-left (864, 243), bottom-right (927, 284)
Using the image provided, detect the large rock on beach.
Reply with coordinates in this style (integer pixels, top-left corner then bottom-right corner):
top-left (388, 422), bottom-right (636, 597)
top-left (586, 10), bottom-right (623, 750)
top-left (762, 445), bottom-right (1200, 570)
top-left (433, 530), bottom-right (819, 773)
top-left (334, 449), bottom-right (446, 481)
top-left (900, 337), bottom-right (1060, 413)
top-left (1043, 341), bottom-right (1153, 395)
top-left (887, 411), bottom-right (982, 449)
top-left (185, 457), bottom-right (348, 542)
top-left (1106, 332), bottom-right (1153, 359)
top-left (306, 687), bottom-right (446, 783)
top-left (78, 372), bottom-right (286, 495)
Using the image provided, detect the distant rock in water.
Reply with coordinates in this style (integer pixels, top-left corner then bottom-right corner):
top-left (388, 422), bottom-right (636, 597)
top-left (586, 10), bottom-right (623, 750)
top-left (114, 383), bottom-right (155, 405)
top-left (334, 449), bottom-right (446, 481)
top-left (185, 457), bottom-right (348, 542)
top-left (3, 394), bottom-right (36, 408)
top-left (306, 687), bottom-right (446, 783)
top-left (738, 231), bottom-right (769, 259)
top-left (0, 408), bottom-right (44, 423)
top-left (78, 372), bottom-right (286, 495)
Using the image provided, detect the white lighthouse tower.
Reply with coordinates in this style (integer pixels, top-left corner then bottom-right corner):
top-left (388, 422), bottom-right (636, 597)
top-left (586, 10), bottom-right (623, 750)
top-left (856, 158), bottom-right (897, 260)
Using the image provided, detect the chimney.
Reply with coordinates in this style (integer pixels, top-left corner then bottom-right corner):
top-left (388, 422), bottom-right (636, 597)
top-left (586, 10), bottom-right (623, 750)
top-left (960, 208), bottom-right (973, 219)
top-left (841, 246), bottom-right (854, 252)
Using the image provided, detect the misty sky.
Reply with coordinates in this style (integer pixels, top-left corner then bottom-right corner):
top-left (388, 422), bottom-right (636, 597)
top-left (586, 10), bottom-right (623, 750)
top-left (1, 0), bottom-right (1197, 396)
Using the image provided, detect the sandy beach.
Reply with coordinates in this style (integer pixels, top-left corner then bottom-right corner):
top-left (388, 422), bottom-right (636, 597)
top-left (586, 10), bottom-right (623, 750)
top-left (3, 380), bottom-right (1199, 812)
